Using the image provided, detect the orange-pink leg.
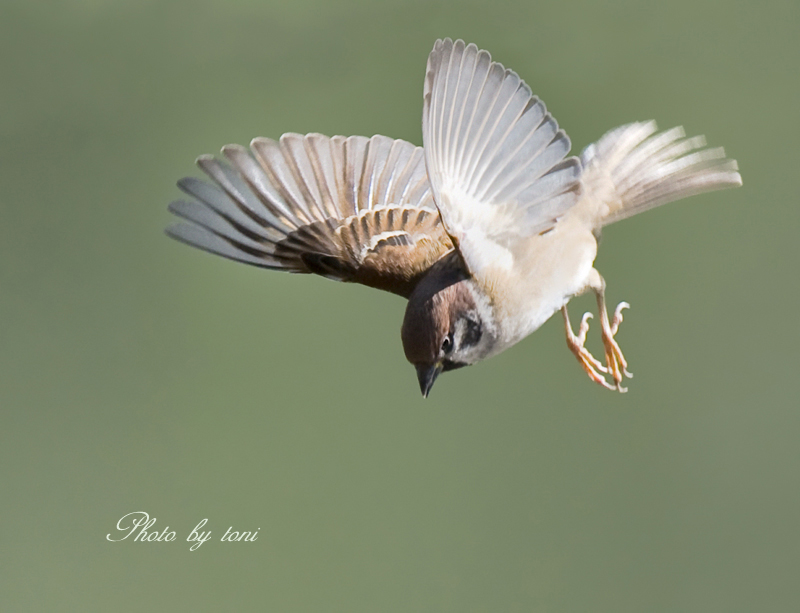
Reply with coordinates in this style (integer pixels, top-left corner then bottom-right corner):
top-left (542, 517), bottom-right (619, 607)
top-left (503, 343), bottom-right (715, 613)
top-left (563, 269), bottom-right (633, 392)
top-left (562, 305), bottom-right (614, 390)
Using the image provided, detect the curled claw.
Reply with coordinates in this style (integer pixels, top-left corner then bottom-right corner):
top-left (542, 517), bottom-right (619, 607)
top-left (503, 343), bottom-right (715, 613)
top-left (599, 301), bottom-right (632, 390)
top-left (562, 306), bottom-right (613, 389)
top-left (610, 302), bottom-right (630, 336)
top-left (576, 313), bottom-right (607, 373)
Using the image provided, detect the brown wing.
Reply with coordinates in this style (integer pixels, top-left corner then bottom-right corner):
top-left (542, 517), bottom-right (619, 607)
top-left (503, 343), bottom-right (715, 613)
top-left (166, 133), bottom-right (455, 297)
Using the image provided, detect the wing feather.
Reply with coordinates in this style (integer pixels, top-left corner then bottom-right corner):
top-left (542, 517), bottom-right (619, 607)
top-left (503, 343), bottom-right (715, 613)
top-left (422, 38), bottom-right (582, 276)
top-left (167, 133), bottom-right (454, 297)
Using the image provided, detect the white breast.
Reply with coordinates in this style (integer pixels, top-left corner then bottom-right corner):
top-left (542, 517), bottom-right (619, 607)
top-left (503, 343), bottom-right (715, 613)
top-left (481, 222), bottom-right (598, 355)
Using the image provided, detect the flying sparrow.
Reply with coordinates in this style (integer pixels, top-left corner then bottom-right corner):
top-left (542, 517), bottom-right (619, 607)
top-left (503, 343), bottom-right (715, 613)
top-left (166, 38), bottom-right (742, 397)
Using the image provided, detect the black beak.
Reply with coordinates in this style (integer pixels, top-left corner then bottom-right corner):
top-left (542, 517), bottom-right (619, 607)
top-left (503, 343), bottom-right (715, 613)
top-left (416, 362), bottom-right (443, 398)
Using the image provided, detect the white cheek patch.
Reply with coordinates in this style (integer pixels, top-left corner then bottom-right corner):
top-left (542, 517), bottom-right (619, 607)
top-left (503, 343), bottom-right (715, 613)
top-left (466, 281), bottom-right (498, 338)
top-left (453, 318), bottom-right (467, 346)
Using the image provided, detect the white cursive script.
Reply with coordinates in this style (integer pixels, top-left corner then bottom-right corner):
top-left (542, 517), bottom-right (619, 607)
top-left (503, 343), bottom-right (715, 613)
top-left (221, 526), bottom-right (259, 542)
top-left (106, 511), bottom-right (176, 543)
top-left (107, 512), bottom-right (259, 551)
top-left (187, 518), bottom-right (212, 551)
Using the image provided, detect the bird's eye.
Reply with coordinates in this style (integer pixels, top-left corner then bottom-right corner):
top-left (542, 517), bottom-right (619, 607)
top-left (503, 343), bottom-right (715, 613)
top-left (441, 334), bottom-right (454, 355)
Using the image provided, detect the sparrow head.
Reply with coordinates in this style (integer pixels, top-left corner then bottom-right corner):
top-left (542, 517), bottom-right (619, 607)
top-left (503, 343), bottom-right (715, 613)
top-left (401, 254), bottom-right (495, 397)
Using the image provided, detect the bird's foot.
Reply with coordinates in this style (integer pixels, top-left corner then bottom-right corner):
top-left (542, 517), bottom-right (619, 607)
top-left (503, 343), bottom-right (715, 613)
top-left (562, 309), bottom-right (617, 391)
top-left (600, 302), bottom-right (632, 393)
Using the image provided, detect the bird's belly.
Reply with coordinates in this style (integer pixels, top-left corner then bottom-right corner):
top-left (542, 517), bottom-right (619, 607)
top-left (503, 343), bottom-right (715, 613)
top-left (488, 229), bottom-right (597, 354)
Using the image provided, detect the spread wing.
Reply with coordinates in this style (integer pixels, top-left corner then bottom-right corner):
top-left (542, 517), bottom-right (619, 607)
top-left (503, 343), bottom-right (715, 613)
top-left (422, 38), bottom-right (582, 276)
top-left (166, 133), bottom-right (455, 297)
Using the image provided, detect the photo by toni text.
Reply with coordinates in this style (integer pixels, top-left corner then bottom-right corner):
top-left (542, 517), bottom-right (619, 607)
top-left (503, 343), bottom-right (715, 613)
top-left (106, 511), bottom-right (259, 551)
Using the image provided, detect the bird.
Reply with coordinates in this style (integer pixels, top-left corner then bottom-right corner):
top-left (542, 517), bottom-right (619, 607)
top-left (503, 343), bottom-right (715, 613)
top-left (166, 38), bottom-right (742, 397)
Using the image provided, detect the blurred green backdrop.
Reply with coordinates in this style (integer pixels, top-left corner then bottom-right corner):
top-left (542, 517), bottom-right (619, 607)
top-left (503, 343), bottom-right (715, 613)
top-left (2, 0), bottom-right (798, 611)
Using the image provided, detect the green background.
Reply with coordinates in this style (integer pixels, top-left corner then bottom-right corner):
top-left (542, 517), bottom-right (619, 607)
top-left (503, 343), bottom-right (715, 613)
top-left (2, 0), bottom-right (797, 610)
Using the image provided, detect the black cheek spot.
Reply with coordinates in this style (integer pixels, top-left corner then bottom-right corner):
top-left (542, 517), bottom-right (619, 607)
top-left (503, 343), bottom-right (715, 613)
top-left (463, 318), bottom-right (482, 347)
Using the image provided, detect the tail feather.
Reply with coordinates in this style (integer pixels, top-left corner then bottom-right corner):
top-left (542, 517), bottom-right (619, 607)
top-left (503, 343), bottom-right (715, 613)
top-left (581, 121), bottom-right (742, 227)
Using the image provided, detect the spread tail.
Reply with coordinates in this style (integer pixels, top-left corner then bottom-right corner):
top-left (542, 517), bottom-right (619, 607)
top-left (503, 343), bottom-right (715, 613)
top-left (581, 121), bottom-right (742, 227)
